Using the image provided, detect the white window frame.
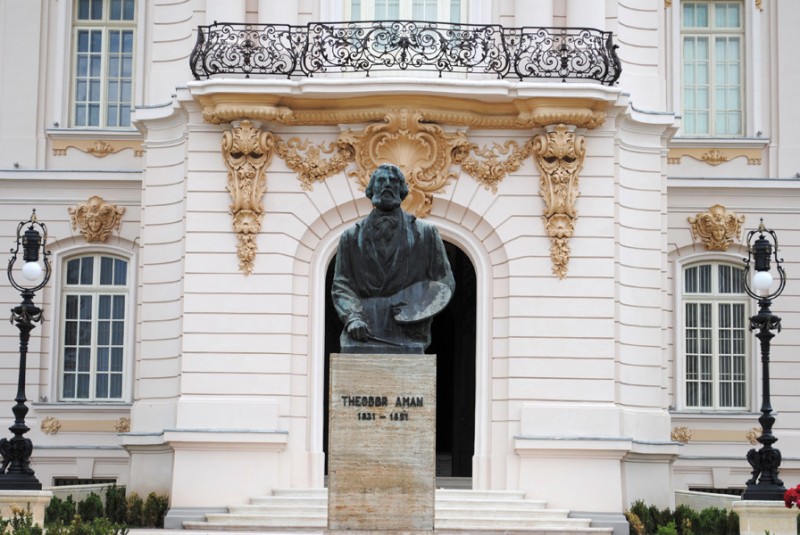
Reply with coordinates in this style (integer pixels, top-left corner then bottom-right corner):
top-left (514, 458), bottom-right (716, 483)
top-left (52, 248), bottom-right (136, 404)
top-left (674, 254), bottom-right (757, 412)
top-left (345, 0), bottom-right (465, 22)
top-left (669, 0), bottom-right (762, 139)
top-left (325, 0), bottom-right (485, 24)
top-left (50, 0), bottom-right (144, 131)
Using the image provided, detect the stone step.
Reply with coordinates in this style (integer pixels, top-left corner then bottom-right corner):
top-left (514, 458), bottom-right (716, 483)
top-left (184, 488), bottom-right (612, 534)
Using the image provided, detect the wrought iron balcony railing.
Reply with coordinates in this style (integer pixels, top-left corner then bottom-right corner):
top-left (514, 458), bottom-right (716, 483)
top-left (190, 21), bottom-right (621, 85)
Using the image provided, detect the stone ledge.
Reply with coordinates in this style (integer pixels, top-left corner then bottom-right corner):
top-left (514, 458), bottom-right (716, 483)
top-left (732, 500), bottom-right (798, 535)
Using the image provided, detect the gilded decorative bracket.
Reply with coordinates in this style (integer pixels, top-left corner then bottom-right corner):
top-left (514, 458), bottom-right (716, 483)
top-left (68, 195), bottom-right (125, 243)
top-left (688, 204), bottom-right (745, 251)
top-left (222, 120), bottom-right (274, 275)
top-left (533, 124), bottom-right (586, 279)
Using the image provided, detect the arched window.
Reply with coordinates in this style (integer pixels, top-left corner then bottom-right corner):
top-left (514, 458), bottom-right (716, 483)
top-left (682, 261), bottom-right (748, 409)
top-left (60, 253), bottom-right (130, 401)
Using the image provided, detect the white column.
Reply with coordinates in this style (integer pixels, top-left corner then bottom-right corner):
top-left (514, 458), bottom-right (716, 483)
top-left (515, 0), bottom-right (553, 27)
top-left (258, 0), bottom-right (298, 25)
top-left (566, 0), bottom-right (605, 29)
top-left (205, 0), bottom-right (245, 25)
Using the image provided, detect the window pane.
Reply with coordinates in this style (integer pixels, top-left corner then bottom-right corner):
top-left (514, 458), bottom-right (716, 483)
top-left (80, 257), bottom-right (94, 284)
top-left (111, 348), bottom-right (123, 371)
top-left (123, 0), bottom-right (135, 20)
top-left (110, 375), bottom-right (123, 398)
top-left (113, 295), bottom-right (125, 318)
top-left (111, 0), bottom-right (122, 20)
top-left (100, 257), bottom-right (114, 285)
top-left (77, 374), bottom-right (90, 398)
top-left (96, 374), bottom-right (109, 398)
top-left (98, 320), bottom-right (110, 345)
top-left (98, 347), bottom-right (109, 371)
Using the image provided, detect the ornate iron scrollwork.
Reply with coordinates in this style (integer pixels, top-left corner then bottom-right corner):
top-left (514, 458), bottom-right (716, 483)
top-left (191, 21), bottom-right (621, 85)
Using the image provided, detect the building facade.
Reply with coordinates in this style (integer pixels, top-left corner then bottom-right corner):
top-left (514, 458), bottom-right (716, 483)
top-left (1, 0), bottom-right (799, 531)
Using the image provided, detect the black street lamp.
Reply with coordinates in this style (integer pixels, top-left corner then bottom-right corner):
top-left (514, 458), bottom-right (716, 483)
top-left (1, 210), bottom-right (51, 490)
top-left (741, 219), bottom-right (787, 501)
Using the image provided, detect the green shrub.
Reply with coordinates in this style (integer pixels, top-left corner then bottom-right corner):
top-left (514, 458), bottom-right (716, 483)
top-left (627, 502), bottom-right (739, 535)
top-left (77, 492), bottom-right (104, 523)
top-left (125, 493), bottom-right (143, 527)
top-left (104, 485), bottom-right (127, 524)
top-left (45, 495), bottom-right (77, 525)
top-left (141, 492), bottom-right (169, 528)
top-left (673, 504), bottom-right (698, 535)
top-left (0, 505), bottom-right (43, 535)
top-left (656, 521), bottom-right (678, 535)
top-left (46, 516), bottom-right (127, 535)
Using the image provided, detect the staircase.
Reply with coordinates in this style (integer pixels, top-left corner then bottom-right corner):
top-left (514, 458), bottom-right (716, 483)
top-left (183, 488), bottom-right (613, 534)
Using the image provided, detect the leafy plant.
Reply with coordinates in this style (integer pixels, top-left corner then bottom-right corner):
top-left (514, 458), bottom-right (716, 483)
top-left (46, 516), bottom-right (127, 535)
top-left (45, 495), bottom-right (77, 525)
top-left (104, 485), bottom-right (127, 524)
top-left (656, 521), bottom-right (678, 535)
top-left (124, 493), bottom-right (143, 527)
top-left (0, 505), bottom-right (43, 535)
top-left (627, 501), bottom-right (738, 535)
top-left (141, 492), bottom-right (169, 528)
top-left (77, 493), bottom-right (104, 523)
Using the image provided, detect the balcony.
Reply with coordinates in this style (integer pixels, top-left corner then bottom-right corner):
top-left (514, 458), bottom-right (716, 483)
top-left (190, 20), bottom-right (621, 85)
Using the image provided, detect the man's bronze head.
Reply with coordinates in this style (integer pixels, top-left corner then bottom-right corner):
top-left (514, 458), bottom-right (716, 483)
top-left (365, 164), bottom-right (409, 212)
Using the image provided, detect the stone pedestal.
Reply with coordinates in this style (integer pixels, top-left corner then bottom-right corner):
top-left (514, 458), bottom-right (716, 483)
top-left (733, 500), bottom-right (799, 535)
top-left (0, 490), bottom-right (53, 528)
top-left (328, 353), bottom-right (436, 533)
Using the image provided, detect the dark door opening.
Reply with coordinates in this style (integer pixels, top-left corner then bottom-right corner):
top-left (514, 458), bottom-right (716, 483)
top-left (323, 241), bottom-right (476, 478)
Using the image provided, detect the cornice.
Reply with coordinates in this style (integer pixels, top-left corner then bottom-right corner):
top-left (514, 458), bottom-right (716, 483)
top-left (190, 81), bottom-right (616, 130)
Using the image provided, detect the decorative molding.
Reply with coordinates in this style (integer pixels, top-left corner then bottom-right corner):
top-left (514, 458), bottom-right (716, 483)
top-left (52, 138), bottom-right (144, 158)
top-left (665, 0), bottom-right (672, 7)
top-left (339, 109), bottom-right (470, 217)
top-left (533, 124), bottom-right (586, 279)
top-left (196, 93), bottom-right (609, 131)
top-left (671, 426), bottom-right (691, 444)
top-left (68, 196), bottom-right (126, 243)
top-left (747, 427), bottom-right (762, 445)
top-left (222, 120), bottom-right (275, 276)
top-left (688, 204), bottom-right (745, 251)
top-left (274, 136), bottom-right (355, 191)
top-left (667, 147), bottom-right (762, 166)
top-left (41, 417), bottom-right (62, 435)
top-left (452, 139), bottom-right (534, 193)
top-left (115, 417), bottom-right (131, 433)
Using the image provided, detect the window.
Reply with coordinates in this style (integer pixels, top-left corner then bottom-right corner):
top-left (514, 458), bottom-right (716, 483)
top-left (60, 254), bottom-right (129, 401)
top-left (683, 262), bottom-right (748, 409)
top-left (347, 0), bottom-right (464, 22)
top-left (72, 0), bottom-right (136, 128)
top-left (681, 1), bottom-right (743, 136)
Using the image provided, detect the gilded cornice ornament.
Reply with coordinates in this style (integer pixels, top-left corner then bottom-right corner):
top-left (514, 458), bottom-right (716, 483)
top-left (671, 426), bottom-right (691, 444)
top-left (274, 136), bottom-right (355, 191)
top-left (340, 109), bottom-right (469, 217)
top-left (68, 195), bottom-right (125, 243)
top-left (115, 417), bottom-right (131, 433)
top-left (688, 204), bottom-right (745, 251)
top-left (452, 139), bottom-right (534, 193)
top-left (52, 138), bottom-right (144, 158)
top-left (747, 427), bottom-right (761, 445)
top-left (41, 417), bottom-right (62, 435)
top-left (533, 124), bottom-right (586, 279)
top-left (667, 147), bottom-right (762, 166)
top-left (222, 120), bottom-right (275, 276)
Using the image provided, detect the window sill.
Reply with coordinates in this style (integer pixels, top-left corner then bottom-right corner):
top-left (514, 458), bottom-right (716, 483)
top-left (670, 410), bottom-right (760, 419)
top-left (33, 402), bottom-right (132, 414)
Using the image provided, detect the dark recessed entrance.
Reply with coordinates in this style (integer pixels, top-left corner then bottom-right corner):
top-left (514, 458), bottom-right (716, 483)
top-left (323, 241), bottom-right (476, 479)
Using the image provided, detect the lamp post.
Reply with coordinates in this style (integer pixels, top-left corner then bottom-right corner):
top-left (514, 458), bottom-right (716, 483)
top-left (741, 219), bottom-right (787, 501)
top-left (1, 210), bottom-right (51, 490)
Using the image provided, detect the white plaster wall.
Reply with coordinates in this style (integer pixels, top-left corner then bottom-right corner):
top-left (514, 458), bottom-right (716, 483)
top-left (666, 181), bottom-right (800, 492)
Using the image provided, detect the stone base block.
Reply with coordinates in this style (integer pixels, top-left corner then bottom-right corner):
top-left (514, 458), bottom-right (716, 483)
top-left (0, 490), bottom-right (53, 527)
top-left (328, 353), bottom-right (436, 532)
top-left (733, 500), bottom-right (798, 535)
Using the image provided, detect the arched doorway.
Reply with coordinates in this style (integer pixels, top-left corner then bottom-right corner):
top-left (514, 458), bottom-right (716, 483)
top-left (323, 241), bottom-right (477, 480)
